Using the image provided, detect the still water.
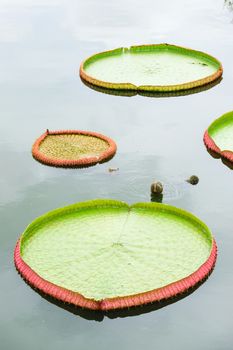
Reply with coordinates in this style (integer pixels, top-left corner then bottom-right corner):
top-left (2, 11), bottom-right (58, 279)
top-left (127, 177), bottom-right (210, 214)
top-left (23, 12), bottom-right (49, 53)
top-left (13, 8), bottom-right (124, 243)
top-left (0, 0), bottom-right (233, 349)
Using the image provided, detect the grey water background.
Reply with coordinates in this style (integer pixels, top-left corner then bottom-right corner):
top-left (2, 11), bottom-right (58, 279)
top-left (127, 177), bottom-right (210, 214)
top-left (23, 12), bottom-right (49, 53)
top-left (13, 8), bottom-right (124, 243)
top-left (0, 0), bottom-right (233, 348)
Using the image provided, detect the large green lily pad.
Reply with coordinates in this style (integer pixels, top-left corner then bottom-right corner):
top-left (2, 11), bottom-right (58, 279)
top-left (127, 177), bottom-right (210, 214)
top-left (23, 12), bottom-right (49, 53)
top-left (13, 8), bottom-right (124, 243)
top-left (15, 200), bottom-right (216, 310)
top-left (80, 44), bottom-right (222, 93)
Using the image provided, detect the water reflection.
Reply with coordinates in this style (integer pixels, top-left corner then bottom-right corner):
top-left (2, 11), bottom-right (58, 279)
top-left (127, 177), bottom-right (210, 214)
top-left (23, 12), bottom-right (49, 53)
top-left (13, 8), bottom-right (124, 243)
top-left (205, 147), bottom-right (233, 170)
top-left (150, 192), bottom-right (163, 203)
top-left (81, 77), bottom-right (223, 98)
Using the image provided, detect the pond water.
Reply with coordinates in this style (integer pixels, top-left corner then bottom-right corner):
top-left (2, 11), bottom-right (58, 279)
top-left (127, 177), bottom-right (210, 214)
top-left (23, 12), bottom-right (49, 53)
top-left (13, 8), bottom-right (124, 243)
top-left (0, 0), bottom-right (233, 349)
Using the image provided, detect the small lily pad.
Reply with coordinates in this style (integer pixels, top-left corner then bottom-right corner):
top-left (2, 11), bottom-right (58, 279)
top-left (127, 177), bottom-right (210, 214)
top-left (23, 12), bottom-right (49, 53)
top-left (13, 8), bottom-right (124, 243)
top-left (32, 130), bottom-right (117, 168)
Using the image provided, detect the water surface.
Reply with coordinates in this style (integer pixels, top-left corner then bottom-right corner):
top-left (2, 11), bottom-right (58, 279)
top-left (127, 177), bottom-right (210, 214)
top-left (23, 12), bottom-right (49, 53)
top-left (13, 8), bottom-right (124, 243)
top-left (0, 0), bottom-right (233, 349)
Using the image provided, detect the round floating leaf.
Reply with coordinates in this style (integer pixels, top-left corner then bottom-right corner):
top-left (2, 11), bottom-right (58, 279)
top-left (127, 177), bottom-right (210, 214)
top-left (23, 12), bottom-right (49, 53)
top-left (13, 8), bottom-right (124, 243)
top-left (80, 44), bottom-right (222, 93)
top-left (32, 130), bottom-right (117, 168)
top-left (204, 111), bottom-right (233, 164)
top-left (14, 200), bottom-right (217, 311)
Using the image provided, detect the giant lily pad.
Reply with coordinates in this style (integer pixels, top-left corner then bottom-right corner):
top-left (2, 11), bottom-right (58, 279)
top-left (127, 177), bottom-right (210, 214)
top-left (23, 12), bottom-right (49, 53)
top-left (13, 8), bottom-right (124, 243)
top-left (32, 130), bottom-right (117, 168)
top-left (204, 111), bottom-right (233, 164)
top-left (80, 44), bottom-right (222, 93)
top-left (14, 200), bottom-right (217, 311)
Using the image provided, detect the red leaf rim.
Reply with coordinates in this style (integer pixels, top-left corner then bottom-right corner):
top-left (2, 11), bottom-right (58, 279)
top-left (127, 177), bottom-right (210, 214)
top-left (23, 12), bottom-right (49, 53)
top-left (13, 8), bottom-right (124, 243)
top-left (14, 238), bottom-right (217, 311)
top-left (203, 130), bottom-right (233, 164)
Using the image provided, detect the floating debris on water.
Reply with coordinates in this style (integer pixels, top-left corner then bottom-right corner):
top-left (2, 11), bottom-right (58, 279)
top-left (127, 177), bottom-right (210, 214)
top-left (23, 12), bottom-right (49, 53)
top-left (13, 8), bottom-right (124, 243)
top-left (151, 181), bottom-right (163, 194)
top-left (108, 167), bottom-right (119, 172)
top-left (186, 175), bottom-right (199, 185)
top-left (189, 62), bottom-right (208, 66)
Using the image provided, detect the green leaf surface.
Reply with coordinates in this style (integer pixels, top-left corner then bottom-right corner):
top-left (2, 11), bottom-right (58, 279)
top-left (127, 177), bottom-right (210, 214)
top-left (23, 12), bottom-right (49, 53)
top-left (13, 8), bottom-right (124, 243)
top-left (20, 200), bottom-right (213, 301)
top-left (83, 44), bottom-right (220, 88)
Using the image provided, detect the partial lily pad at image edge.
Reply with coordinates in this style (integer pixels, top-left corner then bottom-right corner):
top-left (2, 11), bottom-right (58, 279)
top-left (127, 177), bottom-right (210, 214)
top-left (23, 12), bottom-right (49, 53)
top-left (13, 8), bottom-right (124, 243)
top-left (204, 111), bottom-right (233, 165)
top-left (14, 200), bottom-right (217, 312)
